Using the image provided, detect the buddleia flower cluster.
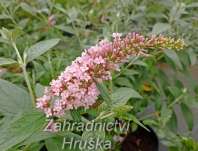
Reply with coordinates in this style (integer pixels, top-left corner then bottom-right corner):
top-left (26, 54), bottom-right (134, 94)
top-left (36, 32), bottom-right (184, 118)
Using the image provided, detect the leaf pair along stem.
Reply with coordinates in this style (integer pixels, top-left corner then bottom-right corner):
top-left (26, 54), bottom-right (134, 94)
top-left (12, 42), bottom-right (35, 106)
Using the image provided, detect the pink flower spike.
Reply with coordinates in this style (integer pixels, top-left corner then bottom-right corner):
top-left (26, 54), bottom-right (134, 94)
top-left (36, 32), bottom-right (184, 118)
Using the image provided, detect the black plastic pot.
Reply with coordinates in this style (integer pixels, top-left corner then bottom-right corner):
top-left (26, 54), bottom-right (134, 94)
top-left (121, 126), bottom-right (159, 151)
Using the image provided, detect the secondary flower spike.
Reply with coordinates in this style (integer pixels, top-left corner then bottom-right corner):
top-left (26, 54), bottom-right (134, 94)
top-left (36, 32), bottom-right (184, 117)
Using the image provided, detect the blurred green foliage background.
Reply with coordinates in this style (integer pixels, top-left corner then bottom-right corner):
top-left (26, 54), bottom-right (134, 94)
top-left (0, 0), bottom-right (198, 151)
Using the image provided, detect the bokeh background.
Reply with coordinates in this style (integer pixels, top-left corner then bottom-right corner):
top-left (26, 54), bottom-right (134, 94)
top-left (0, 0), bottom-right (197, 151)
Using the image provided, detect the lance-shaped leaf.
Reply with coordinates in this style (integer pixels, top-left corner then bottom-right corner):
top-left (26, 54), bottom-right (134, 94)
top-left (95, 81), bottom-right (112, 106)
top-left (152, 23), bottom-right (171, 35)
top-left (0, 110), bottom-right (45, 151)
top-left (180, 103), bottom-right (194, 131)
top-left (164, 49), bottom-right (183, 70)
top-left (0, 79), bottom-right (32, 116)
top-left (0, 58), bottom-right (17, 66)
top-left (26, 39), bottom-right (60, 63)
top-left (111, 87), bottom-right (142, 107)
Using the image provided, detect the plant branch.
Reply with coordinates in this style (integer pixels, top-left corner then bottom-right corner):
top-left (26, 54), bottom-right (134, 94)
top-left (12, 42), bottom-right (35, 106)
top-left (22, 64), bottom-right (35, 106)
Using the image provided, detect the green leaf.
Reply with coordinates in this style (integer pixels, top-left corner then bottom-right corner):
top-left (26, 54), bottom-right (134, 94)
top-left (0, 37), bottom-right (9, 44)
top-left (111, 87), bottom-right (142, 107)
top-left (26, 143), bottom-right (43, 151)
top-left (0, 110), bottom-right (45, 151)
top-left (180, 103), bottom-right (194, 131)
top-left (113, 105), bottom-right (133, 114)
top-left (115, 77), bottom-right (133, 88)
top-left (117, 112), bottom-right (149, 131)
top-left (45, 137), bottom-right (63, 151)
top-left (152, 23), bottom-right (171, 35)
top-left (133, 60), bottom-right (148, 67)
top-left (0, 27), bottom-right (12, 41)
top-left (129, 114), bottom-right (149, 131)
top-left (0, 14), bottom-right (12, 20)
top-left (0, 27), bottom-right (23, 42)
top-left (142, 119), bottom-right (158, 126)
top-left (187, 49), bottom-right (197, 65)
top-left (81, 130), bottom-right (105, 151)
top-left (95, 81), bottom-right (112, 106)
top-left (45, 132), bottom-right (81, 151)
top-left (20, 3), bottom-right (37, 16)
top-left (22, 130), bottom-right (56, 146)
top-left (160, 103), bottom-right (172, 126)
top-left (82, 130), bottom-right (105, 141)
top-left (164, 49), bottom-right (183, 70)
top-left (67, 7), bottom-right (79, 23)
top-left (122, 69), bottom-right (139, 76)
top-left (54, 4), bottom-right (67, 13)
top-left (26, 39), bottom-right (60, 62)
top-left (181, 137), bottom-right (198, 150)
top-left (0, 79), bottom-right (32, 116)
top-left (70, 109), bottom-right (81, 122)
top-left (22, 128), bottom-right (79, 146)
top-left (35, 83), bottom-right (45, 97)
top-left (168, 110), bottom-right (178, 132)
top-left (0, 57), bottom-right (17, 66)
top-left (187, 2), bottom-right (198, 8)
top-left (55, 25), bottom-right (75, 35)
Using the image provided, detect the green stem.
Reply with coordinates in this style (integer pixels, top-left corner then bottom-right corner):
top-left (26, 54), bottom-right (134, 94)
top-left (168, 93), bottom-right (185, 108)
top-left (12, 42), bottom-right (23, 63)
top-left (113, 56), bottom-right (139, 79)
top-left (12, 42), bottom-right (35, 106)
top-left (71, 22), bottom-right (82, 48)
top-left (22, 65), bottom-right (35, 106)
